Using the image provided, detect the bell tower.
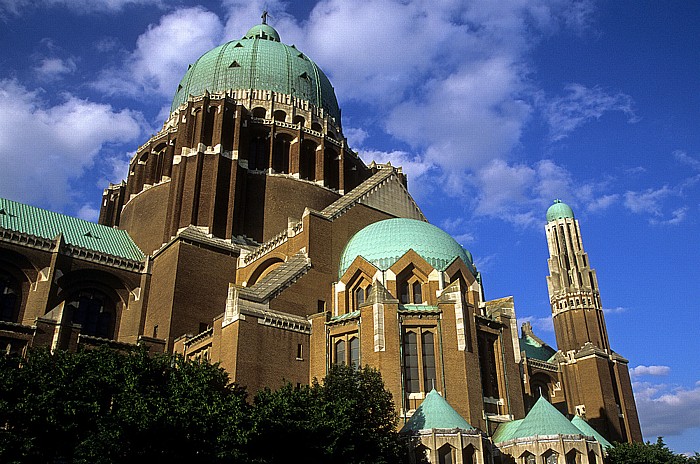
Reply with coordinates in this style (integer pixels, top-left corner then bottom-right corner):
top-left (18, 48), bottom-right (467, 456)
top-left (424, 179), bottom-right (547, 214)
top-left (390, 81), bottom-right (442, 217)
top-left (545, 199), bottom-right (609, 352)
top-left (544, 200), bottom-right (643, 443)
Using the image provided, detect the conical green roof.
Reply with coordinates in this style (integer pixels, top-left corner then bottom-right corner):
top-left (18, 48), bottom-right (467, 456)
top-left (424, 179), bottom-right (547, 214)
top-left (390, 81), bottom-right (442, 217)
top-left (492, 419), bottom-right (523, 443)
top-left (339, 218), bottom-right (475, 278)
top-left (400, 390), bottom-right (473, 433)
top-left (495, 397), bottom-right (582, 443)
top-left (171, 23), bottom-right (340, 122)
top-left (546, 199), bottom-right (575, 222)
top-left (572, 416), bottom-right (612, 449)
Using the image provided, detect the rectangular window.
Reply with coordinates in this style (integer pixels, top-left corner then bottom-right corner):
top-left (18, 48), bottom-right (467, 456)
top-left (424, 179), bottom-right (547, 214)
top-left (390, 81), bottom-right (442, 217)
top-left (422, 332), bottom-right (436, 391)
top-left (349, 337), bottom-right (360, 368)
top-left (296, 343), bottom-right (303, 360)
top-left (403, 332), bottom-right (419, 393)
top-left (400, 282), bottom-right (410, 304)
top-left (334, 339), bottom-right (346, 365)
top-left (317, 300), bottom-right (325, 312)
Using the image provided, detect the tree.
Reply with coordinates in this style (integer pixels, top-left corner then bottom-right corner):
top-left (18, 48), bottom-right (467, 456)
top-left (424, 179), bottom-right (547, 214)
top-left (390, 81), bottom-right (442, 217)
top-left (606, 437), bottom-right (700, 464)
top-left (249, 364), bottom-right (408, 464)
top-left (0, 348), bottom-right (250, 464)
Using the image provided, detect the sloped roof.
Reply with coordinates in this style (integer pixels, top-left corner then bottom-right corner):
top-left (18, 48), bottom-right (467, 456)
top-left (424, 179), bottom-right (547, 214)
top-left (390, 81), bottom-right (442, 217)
top-left (400, 389), bottom-right (474, 433)
top-left (572, 416), bottom-right (612, 449)
top-left (492, 419), bottom-right (523, 443)
top-left (320, 167), bottom-right (395, 219)
top-left (238, 251), bottom-right (311, 302)
top-left (494, 397), bottom-right (582, 443)
top-left (0, 197), bottom-right (144, 262)
top-left (520, 334), bottom-right (557, 362)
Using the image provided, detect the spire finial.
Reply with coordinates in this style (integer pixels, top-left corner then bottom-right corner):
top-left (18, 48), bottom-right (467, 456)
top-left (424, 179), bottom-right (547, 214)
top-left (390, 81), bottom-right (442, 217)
top-left (261, 10), bottom-right (268, 25)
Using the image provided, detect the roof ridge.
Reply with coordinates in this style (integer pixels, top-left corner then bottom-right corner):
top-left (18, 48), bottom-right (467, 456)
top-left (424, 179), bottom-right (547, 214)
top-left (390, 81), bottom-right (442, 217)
top-left (239, 251), bottom-right (311, 302)
top-left (320, 167), bottom-right (396, 220)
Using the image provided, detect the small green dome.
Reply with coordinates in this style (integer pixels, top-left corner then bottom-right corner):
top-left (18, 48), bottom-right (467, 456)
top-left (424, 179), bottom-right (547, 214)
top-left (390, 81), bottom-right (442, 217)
top-left (171, 23), bottom-right (340, 122)
top-left (339, 218), bottom-right (475, 278)
top-left (546, 199), bottom-right (575, 222)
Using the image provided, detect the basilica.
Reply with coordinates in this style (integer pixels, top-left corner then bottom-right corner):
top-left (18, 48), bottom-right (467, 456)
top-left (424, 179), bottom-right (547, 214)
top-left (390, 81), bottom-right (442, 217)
top-left (0, 19), bottom-right (641, 464)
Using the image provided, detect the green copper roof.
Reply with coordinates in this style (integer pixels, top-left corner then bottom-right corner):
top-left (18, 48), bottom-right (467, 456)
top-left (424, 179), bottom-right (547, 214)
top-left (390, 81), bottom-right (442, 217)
top-left (495, 397), bottom-right (582, 443)
top-left (0, 197), bottom-right (144, 262)
top-left (401, 389), bottom-right (473, 433)
top-left (171, 23), bottom-right (341, 122)
top-left (546, 199), bottom-right (575, 222)
top-left (572, 416), bottom-right (612, 449)
top-left (338, 218), bottom-right (475, 278)
top-left (520, 334), bottom-right (557, 362)
top-left (492, 419), bottom-right (523, 443)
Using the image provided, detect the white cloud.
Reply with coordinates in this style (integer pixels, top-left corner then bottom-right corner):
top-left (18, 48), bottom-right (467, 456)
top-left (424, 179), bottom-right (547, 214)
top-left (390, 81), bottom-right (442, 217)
top-left (93, 7), bottom-right (223, 98)
top-left (634, 380), bottom-right (700, 437)
top-left (674, 150), bottom-right (700, 171)
top-left (520, 315), bottom-right (554, 333)
top-left (631, 365), bottom-right (671, 377)
top-left (602, 306), bottom-right (627, 315)
top-left (540, 83), bottom-right (638, 141)
top-left (0, 0), bottom-right (162, 16)
top-left (76, 203), bottom-right (100, 222)
top-left (623, 186), bottom-right (672, 216)
top-left (344, 127), bottom-right (368, 148)
top-left (358, 149), bottom-right (435, 184)
top-left (0, 79), bottom-right (144, 209)
top-left (34, 57), bottom-right (77, 81)
top-left (586, 193), bottom-right (619, 213)
top-left (651, 207), bottom-right (688, 226)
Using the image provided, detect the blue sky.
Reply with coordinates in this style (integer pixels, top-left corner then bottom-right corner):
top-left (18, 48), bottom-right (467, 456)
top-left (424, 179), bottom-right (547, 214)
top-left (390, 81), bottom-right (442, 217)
top-left (1, 0), bottom-right (698, 453)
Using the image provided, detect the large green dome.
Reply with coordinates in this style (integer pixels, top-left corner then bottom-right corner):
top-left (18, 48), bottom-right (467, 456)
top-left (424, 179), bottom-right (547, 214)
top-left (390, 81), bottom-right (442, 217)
top-left (339, 218), bottom-right (475, 278)
top-left (171, 23), bottom-right (340, 122)
top-left (546, 200), bottom-right (575, 222)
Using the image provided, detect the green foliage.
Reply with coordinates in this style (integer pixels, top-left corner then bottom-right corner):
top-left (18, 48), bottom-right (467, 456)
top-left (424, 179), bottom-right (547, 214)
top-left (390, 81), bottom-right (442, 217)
top-left (0, 351), bottom-right (410, 464)
top-left (607, 437), bottom-right (700, 464)
top-left (0, 348), bottom-right (249, 464)
top-left (249, 364), bottom-right (406, 464)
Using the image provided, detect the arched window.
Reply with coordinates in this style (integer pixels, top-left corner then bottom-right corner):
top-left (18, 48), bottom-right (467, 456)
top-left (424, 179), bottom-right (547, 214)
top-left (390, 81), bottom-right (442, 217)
top-left (522, 452), bottom-right (536, 464)
top-left (462, 445), bottom-right (475, 464)
top-left (311, 121), bottom-right (323, 132)
top-left (272, 134), bottom-right (291, 173)
top-left (252, 107), bottom-right (266, 118)
top-left (0, 270), bottom-right (20, 323)
top-left (66, 289), bottom-right (115, 339)
top-left (324, 149), bottom-right (339, 190)
top-left (334, 339), bottom-right (346, 365)
top-left (292, 115), bottom-right (305, 127)
top-left (273, 110), bottom-right (286, 122)
top-left (399, 281), bottom-right (410, 304)
top-left (349, 337), bottom-right (360, 368)
top-left (566, 450), bottom-right (579, 464)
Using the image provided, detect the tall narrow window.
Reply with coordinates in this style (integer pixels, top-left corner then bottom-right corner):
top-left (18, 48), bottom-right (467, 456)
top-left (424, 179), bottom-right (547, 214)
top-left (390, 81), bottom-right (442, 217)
top-left (400, 281), bottom-right (410, 304)
top-left (334, 339), bottom-right (346, 365)
top-left (0, 271), bottom-right (20, 323)
top-left (354, 286), bottom-right (365, 309)
top-left (349, 337), bottom-right (360, 368)
top-left (422, 332), bottom-right (436, 391)
top-left (545, 451), bottom-right (559, 464)
top-left (438, 445), bottom-right (453, 464)
top-left (412, 282), bottom-right (422, 304)
top-left (403, 332), bottom-right (419, 393)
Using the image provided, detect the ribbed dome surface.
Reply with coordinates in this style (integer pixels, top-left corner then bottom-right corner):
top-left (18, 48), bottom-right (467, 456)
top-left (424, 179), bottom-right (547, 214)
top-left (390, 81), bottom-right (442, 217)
top-left (171, 24), bottom-right (340, 122)
top-left (546, 199), bottom-right (575, 222)
top-left (339, 218), bottom-right (475, 278)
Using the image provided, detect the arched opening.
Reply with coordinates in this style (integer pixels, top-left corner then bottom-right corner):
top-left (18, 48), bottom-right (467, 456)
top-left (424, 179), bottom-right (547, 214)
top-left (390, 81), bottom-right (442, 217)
top-left (528, 373), bottom-right (553, 411)
top-left (397, 265), bottom-right (426, 305)
top-left (292, 115), bottom-right (305, 127)
top-left (311, 121), bottom-right (323, 132)
top-left (521, 451), bottom-right (536, 464)
top-left (566, 450), bottom-right (579, 464)
top-left (587, 450), bottom-right (597, 464)
top-left (252, 107), bottom-right (266, 118)
top-left (272, 134), bottom-right (292, 173)
top-left (326, 130), bottom-right (336, 140)
top-left (438, 444), bottom-right (454, 464)
top-left (0, 270), bottom-right (21, 323)
top-left (544, 449), bottom-right (559, 464)
top-left (65, 289), bottom-right (116, 340)
top-left (324, 148), bottom-right (339, 190)
top-left (299, 140), bottom-right (317, 180)
top-left (273, 109), bottom-right (286, 122)
top-left (247, 257), bottom-right (284, 286)
top-left (462, 444), bottom-right (475, 464)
